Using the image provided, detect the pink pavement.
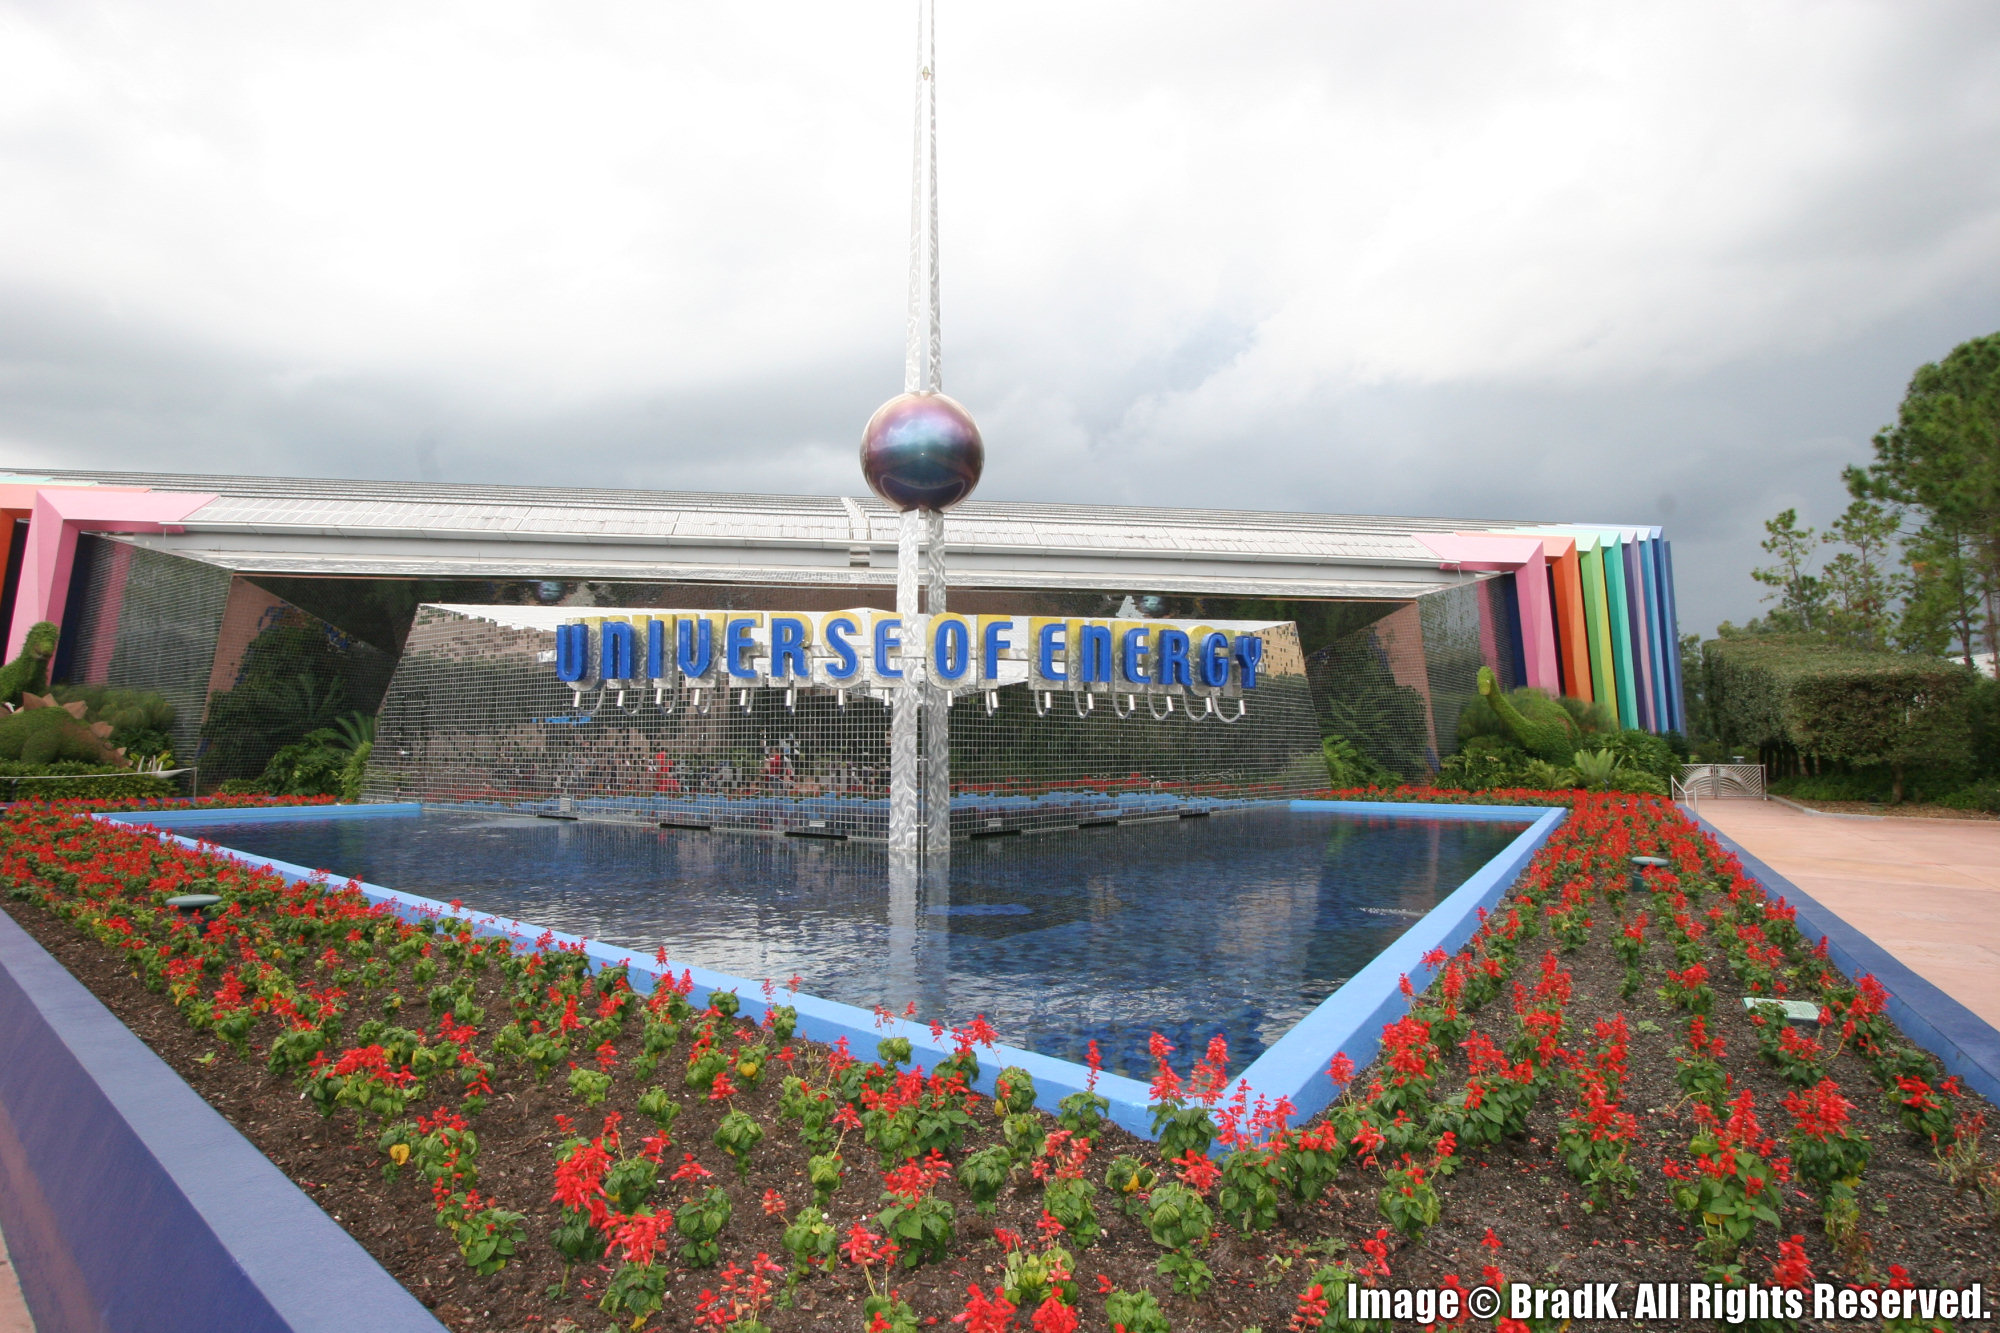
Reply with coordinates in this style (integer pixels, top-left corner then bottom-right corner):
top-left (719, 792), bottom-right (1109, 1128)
top-left (0, 1221), bottom-right (33, 1333)
top-left (1695, 798), bottom-right (2000, 1033)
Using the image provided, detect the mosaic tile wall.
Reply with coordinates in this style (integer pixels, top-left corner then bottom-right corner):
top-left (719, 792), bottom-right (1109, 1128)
top-left (362, 605), bottom-right (1328, 838)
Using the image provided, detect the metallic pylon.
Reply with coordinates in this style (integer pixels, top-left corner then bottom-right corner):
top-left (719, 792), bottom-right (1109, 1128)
top-left (889, 508), bottom-right (925, 874)
top-left (903, 0), bottom-right (941, 396)
top-left (923, 507), bottom-right (951, 861)
top-left (890, 0), bottom-right (952, 878)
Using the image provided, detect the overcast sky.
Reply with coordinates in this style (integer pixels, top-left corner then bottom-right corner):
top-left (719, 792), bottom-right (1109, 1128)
top-left (2, 2), bottom-right (1997, 636)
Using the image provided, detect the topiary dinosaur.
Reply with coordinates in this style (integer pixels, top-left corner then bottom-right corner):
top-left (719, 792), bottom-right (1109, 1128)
top-left (0, 693), bottom-right (130, 767)
top-left (1474, 666), bottom-right (1583, 765)
top-left (0, 622), bottom-right (60, 707)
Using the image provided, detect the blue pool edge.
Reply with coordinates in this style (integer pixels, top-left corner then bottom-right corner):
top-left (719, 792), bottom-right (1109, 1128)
top-left (105, 799), bottom-right (1564, 1144)
top-left (1247, 802), bottom-right (1566, 1126)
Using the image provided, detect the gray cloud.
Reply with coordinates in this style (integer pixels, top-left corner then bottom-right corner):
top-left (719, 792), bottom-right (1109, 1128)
top-left (1, 1), bottom-right (1997, 641)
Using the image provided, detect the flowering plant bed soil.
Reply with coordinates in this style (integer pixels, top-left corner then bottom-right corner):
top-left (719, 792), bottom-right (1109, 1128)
top-left (2, 794), bottom-right (1996, 1332)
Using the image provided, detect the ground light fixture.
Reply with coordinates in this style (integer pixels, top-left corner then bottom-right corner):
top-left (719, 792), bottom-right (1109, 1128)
top-left (1628, 853), bottom-right (1670, 896)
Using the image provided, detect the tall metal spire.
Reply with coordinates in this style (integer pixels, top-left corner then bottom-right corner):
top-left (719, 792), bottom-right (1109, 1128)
top-left (866, 0), bottom-right (979, 881)
top-left (903, 0), bottom-right (941, 395)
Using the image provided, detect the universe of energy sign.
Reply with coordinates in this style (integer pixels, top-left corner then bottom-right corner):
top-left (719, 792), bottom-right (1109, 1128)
top-left (552, 611), bottom-right (1267, 712)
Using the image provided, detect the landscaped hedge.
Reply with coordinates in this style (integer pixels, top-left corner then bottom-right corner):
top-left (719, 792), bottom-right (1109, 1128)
top-left (1307, 785), bottom-right (1580, 808)
top-left (1704, 635), bottom-right (1974, 796)
top-left (9, 792), bottom-right (338, 814)
top-left (0, 770), bottom-right (177, 802)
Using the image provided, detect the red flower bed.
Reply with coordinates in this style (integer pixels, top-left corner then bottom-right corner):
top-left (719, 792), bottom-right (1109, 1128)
top-left (0, 793), bottom-right (1992, 1332)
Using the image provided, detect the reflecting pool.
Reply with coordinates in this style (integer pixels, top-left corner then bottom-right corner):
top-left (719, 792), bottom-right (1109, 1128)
top-left (183, 807), bottom-right (1528, 1077)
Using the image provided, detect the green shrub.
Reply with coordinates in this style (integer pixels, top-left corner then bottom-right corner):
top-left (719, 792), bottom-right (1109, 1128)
top-left (1571, 749), bottom-right (1623, 789)
top-left (1595, 729), bottom-right (1677, 779)
top-left (1939, 780), bottom-right (2000, 814)
top-left (252, 729), bottom-right (351, 797)
top-left (1705, 635), bottom-right (1973, 800)
top-left (1769, 772), bottom-right (1892, 802)
top-left (1436, 736), bottom-right (1536, 790)
top-left (1321, 733), bottom-right (1396, 788)
top-left (0, 769), bottom-right (176, 801)
top-left (50, 685), bottom-right (176, 759)
top-left (340, 741), bottom-right (373, 802)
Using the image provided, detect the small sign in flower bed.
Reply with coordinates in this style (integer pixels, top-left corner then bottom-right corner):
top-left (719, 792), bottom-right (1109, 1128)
top-left (2, 794), bottom-right (1996, 1333)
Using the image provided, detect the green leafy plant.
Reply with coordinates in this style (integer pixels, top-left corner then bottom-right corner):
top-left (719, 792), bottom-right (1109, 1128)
top-left (993, 1065), bottom-right (1037, 1116)
top-left (1273, 1121), bottom-right (1344, 1206)
top-left (676, 1185), bottom-right (733, 1267)
top-left (1056, 1089), bottom-right (1108, 1140)
top-left (1150, 1103), bottom-right (1217, 1162)
top-left (956, 1143), bottom-right (1012, 1214)
top-left (1002, 1112), bottom-right (1044, 1164)
top-left (1376, 1155), bottom-right (1440, 1241)
top-left (435, 1192), bottom-right (526, 1276)
top-left (714, 1107), bottom-right (764, 1178)
top-left (566, 1067), bottom-right (611, 1106)
top-left (599, 1255), bottom-right (668, 1323)
top-left (1557, 1070), bottom-right (1639, 1212)
top-left (603, 1155), bottom-right (657, 1213)
top-left (1041, 1174), bottom-right (1101, 1247)
top-left (1216, 1144), bottom-right (1283, 1235)
top-left (1103, 1288), bottom-right (1172, 1333)
top-left (1105, 1154), bottom-right (1159, 1216)
top-left (780, 1204), bottom-right (839, 1279)
top-left (875, 1186), bottom-right (954, 1269)
top-left (1142, 1182), bottom-right (1215, 1296)
top-left (1571, 748), bottom-right (1624, 789)
top-left (808, 1149), bottom-right (846, 1207)
top-left (999, 1243), bottom-right (1077, 1308)
top-left (636, 1085), bottom-right (681, 1130)
top-left (1667, 1092), bottom-right (1784, 1264)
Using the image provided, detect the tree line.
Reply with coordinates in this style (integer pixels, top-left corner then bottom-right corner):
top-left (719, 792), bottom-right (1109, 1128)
top-left (1723, 330), bottom-right (1999, 664)
top-left (1681, 330), bottom-right (1999, 808)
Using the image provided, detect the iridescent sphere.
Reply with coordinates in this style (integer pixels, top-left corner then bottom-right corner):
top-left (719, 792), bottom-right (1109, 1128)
top-left (859, 391), bottom-right (984, 511)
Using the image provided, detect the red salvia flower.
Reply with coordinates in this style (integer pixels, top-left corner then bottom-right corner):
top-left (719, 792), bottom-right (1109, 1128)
top-left (670, 1152), bottom-right (715, 1183)
top-left (952, 1284), bottom-right (1017, 1333)
top-left (1030, 1296), bottom-right (1078, 1333)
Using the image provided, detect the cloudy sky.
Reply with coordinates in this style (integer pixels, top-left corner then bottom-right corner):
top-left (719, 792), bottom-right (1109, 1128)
top-left (2, 2), bottom-right (1997, 635)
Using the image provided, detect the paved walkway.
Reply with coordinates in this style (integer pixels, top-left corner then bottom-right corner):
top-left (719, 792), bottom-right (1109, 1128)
top-left (0, 1220), bottom-right (32, 1333)
top-left (1695, 798), bottom-right (2000, 1032)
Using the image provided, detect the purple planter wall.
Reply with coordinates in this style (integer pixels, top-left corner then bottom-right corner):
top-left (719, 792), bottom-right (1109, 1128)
top-left (0, 908), bottom-right (445, 1333)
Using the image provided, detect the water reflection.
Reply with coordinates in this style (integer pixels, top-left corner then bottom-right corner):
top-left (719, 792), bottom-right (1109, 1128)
top-left (188, 808), bottom-right (1527, 1077)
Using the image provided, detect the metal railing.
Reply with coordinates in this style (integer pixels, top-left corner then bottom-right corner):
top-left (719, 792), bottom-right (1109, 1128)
top-left (1673, 763), bottom-right (1766, 806)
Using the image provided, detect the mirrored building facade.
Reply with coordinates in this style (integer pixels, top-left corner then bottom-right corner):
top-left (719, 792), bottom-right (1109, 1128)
top-left (8, 470), bottom-right (1683, 800)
